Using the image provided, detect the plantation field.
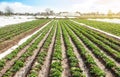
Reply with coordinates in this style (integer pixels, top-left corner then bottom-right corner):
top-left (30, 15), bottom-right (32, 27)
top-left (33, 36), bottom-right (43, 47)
top-left (0, 19), bottom-right (120, 77)
top-left (0, 19), bottom-right (49, 42)
top-left (0, 19), bottom-right (50, 52)
top-left (73, 19), bottom-right (120, 36)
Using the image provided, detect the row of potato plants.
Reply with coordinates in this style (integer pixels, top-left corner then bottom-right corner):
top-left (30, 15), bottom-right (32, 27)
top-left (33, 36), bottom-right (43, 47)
top-left (86, 28), bottom-right (120, 46)
top-left (0, 19), bottom-right (49, 42)
top-left (68, 21), bottom-right (120, 52)
top-left (66, 20), bottom-right (120, 76)
top-left (84, 28), bottom-right (120, 51)
top-left (49, 22), bottom-right (62, 77)
top-left (28, 21), bottom-right (56, 77)
top-left (70, 22), bottom-right (120, 62)
top-left (73, 19), bottom-right (120, 36)
top-left (91, 31), bottom-right (120, 46)
top-left (61, 21), bottom-right (85, 77)
top-left (73, 20), bottom-right (120, 47)
top-left (62, 20), bottom-right (105, 77)
top-left (0, 21), bottom-right (53, 71)
top-left (2, 21), bottom-right (53, 77)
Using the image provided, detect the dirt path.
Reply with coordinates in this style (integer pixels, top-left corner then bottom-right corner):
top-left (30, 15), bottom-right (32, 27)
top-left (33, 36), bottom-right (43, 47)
top-left (68, 36), bottom-right (89, 77)
top-left (67, 25), bottom-right (114, 77)
top-left (61, 27), bottom-right (71, 77)
top-left (70, 20), bottom-right (120, 41)
top-left (13, 23), bottom-right (53, 77)
top-left (38, 24), bottom-right (57, 77)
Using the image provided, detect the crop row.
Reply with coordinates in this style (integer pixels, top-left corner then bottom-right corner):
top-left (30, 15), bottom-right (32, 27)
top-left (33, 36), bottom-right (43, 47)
top-left (0, 19), bottom-right (49, 42)
top-left (61, 20), bottom-right (105, 77)
top-left (0, 19), bottom-right (120, 77)
top-left (28, 21), bottom-right (56, 77)
top-left (67, 21), bottom-right (120, 62)
top-left (1, 20), bottom-right (54, 77)
top-left (0, 21), bottom-right (53, 72)
top-left (68, 21), bottom-right (120, 52)
top-left (49, 21), bottom-right (62, 77)
top-left (61, 21), bottom-right (86, 77)
top-left (65, 20), bottom-right (120, 76)
top-left (73, 19), bottom-right (120, 36)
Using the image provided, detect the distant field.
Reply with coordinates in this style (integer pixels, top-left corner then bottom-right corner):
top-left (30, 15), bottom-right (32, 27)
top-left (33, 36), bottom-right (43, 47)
top-left (0, 19), bottom-right (49, 42)
top-left (0, 16), bottom-right (35, 27)
top-left (0, 19), bottom-right (49, 52)
top-left (73, 19), bottom-right (120, 36)
top-left (0, 19), bottom-right (120, 77)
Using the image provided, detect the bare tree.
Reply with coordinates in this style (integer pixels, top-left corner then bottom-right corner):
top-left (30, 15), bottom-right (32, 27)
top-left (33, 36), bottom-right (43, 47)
top-left (45, 8), bottom-right (54, 16)
top-left (5, 6), bottom-right (13, 16)
top-left (45, 8), bottom-right (51, 15)
top-left (0, 10), bottom-right (3, 15)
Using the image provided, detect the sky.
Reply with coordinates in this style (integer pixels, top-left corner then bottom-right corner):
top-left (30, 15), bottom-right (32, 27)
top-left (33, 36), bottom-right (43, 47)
top-left (0, 0), bottom-right (120, 13)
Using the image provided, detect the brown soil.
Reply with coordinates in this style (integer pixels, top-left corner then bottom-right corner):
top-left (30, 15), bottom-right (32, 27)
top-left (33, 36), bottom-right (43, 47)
top-left (38, 25), bottom-right (57, 77)
top-left (61, 28), bottom-right (71, 77)
top-left (68, 37), bottom-right (89, 77)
